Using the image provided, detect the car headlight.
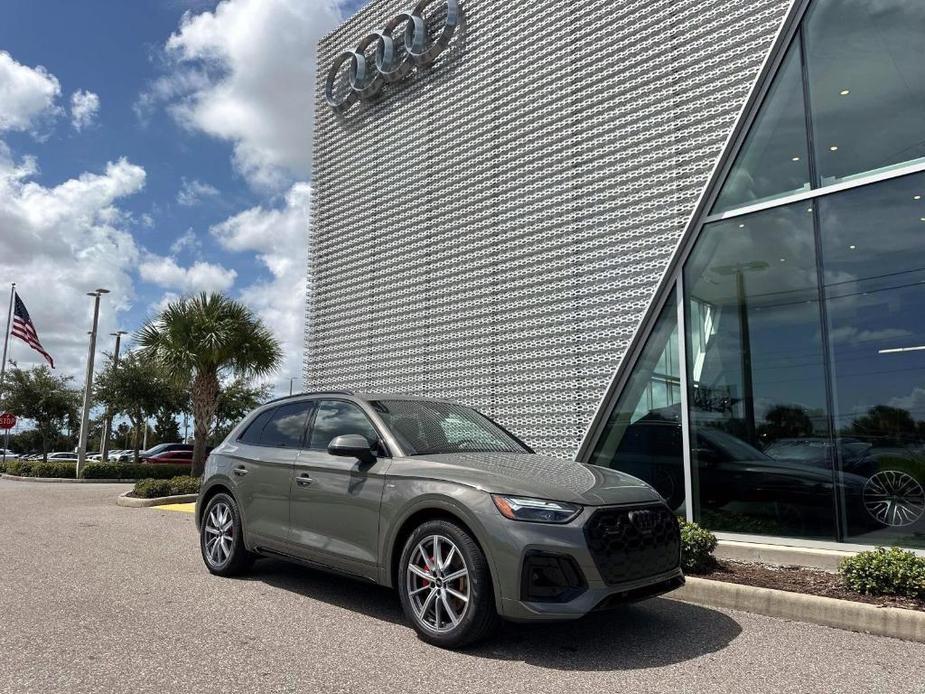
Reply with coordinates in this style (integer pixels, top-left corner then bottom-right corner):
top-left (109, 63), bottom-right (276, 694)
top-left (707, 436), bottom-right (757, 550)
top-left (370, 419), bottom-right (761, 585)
top-left (491, 495), bottom-right (582, 524)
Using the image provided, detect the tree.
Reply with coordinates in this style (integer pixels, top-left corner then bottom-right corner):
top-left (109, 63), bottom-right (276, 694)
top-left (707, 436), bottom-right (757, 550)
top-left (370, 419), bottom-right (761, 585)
top-left (137, 292), bottom-right (282, 476)
top-left (1, 367), bottom-right (80, 461)
top-left (849, 405), bottom-right (918, 446)
top-left (94, 351), bottom-right (177, 462)
top-left (758, 405), bottom-right (814, 442)
top-left (212, 378), bottom-right (272, 443)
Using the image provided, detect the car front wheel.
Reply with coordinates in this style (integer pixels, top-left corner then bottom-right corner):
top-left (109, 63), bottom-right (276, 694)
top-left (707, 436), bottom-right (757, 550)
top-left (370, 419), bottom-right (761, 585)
top-left (200, 492), bottom-right (254, 576)
top-left (398, 519), bottom-right (499, 649)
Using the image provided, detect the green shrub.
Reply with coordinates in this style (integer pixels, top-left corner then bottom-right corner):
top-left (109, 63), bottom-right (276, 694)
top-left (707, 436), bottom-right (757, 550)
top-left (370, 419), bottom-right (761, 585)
top-left (31, 462), bottom-right (77, 478)
top-left (679, 519), bottom-right (718, 573)
top-left (3, 460), bottom-right (77, 478)
top-left (134, 479), bottom-right (173, 498)
top-left (839, 547), bottom-right (925, 599)
top-left (133, 475), bottom-right (201, 499)
top-left (82, 463), bottom-right (191, 480)
top-left (168, 475), bottom-right (201, 495)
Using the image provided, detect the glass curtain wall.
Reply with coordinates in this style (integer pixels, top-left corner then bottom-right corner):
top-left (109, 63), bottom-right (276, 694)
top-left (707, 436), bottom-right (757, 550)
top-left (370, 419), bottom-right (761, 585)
top-left (589, 0), bottom-right (925, 547)
top-left (684, 204), bottom-right (835, 539)
top-left (588, 291), bottom-right (685, 513)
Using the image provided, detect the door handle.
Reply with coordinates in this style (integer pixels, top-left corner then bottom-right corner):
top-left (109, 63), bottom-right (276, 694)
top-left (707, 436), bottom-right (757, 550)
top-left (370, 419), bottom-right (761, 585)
top-left (233, 466), bottom-right (248, 476)
top-left (296, 473), bottom-right (312, 487)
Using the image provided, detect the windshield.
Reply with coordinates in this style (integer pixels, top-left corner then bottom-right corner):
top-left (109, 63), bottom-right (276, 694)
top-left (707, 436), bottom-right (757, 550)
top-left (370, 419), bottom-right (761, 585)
top-left (371, 400), bottom-right (530, 456)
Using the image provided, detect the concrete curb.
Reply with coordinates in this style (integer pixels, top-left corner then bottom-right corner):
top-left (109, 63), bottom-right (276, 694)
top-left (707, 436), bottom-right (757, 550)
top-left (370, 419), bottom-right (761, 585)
top-left (117, 491), bottom-right (198, 508)
top-left (715, 540), bottom-right (856, 572)
top-left (1, 473), bottom-right (134, 484)
top-left (670, 576), bottom-right (925, 643)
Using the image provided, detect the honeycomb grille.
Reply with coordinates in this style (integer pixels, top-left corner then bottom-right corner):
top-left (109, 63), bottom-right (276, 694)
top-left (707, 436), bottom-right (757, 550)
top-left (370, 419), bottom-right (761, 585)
top-left (583, 505), bottom-right (680, 585)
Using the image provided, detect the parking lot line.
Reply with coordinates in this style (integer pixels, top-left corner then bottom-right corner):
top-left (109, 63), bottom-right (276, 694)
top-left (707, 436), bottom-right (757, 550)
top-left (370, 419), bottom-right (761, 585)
top-left (154, 502), bottom-right (195, 514)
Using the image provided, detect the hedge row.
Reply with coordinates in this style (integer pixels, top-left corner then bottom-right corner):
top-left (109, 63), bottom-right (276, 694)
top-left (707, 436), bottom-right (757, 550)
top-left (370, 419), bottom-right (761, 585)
top-left (83, 463), bottom-right (192, 480)
top-left (134, 476), bottom-right (201, 499)
top-left (2, 460), bottom-right (76, 478)
top-left (0, 459), bottom-right (191, 480)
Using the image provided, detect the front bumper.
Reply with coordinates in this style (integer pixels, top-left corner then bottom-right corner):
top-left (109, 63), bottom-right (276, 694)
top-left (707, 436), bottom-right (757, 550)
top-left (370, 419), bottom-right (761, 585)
top-left (480, 498), bottom-right (684, 622)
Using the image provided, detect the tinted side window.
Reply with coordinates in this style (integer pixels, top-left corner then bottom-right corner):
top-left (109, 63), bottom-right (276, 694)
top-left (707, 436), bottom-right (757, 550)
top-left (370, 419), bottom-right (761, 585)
top-left (261, 401), bottom-right (315, 448)
top-left (308, 401), bottom-right (378, 450)
top-left (238, 408), bottom-right (276, 444)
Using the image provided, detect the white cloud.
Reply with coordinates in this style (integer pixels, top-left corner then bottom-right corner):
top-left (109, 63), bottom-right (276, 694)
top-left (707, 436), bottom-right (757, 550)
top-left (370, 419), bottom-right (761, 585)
top-left (211, 182), bottom-right (310, 392)
top-left (169, 228), bottom-right (202, 255)
top-left (138, 255), bottom-right (237, 293)
top-left (829, 326), bottom-right (913, 346)
top-left (143, 0), bottom-right (342, 190)
top-left (0, 143), bottom-right (145, 376)
top-left (70, 89), bottom-right (100, 131)
top-left (176, 176), bottom-right (219, 206)
top-left (0, 51), bottom-right (62, 135)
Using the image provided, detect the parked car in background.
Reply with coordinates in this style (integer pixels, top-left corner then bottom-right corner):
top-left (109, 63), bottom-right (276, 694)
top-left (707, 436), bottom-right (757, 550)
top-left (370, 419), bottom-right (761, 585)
top-left (47, 452), bottom-right (78, 461)
top-left (138, 443), bottom-right (193, 460)
top-left (141, 443), bottom-right (210, 465)
top-left (197, 393), bottom-right (683, 648)
top-left (143, 450), bottom-right (193, 465)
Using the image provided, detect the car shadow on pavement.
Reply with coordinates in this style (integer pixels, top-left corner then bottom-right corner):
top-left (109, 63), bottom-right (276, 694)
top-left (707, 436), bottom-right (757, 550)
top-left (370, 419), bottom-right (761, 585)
top-left (248, 558), bottom-right (742, 669)
top-left (245, 558), bottom-right (406, 625)
top-left (469, 599), bottom-right (743, 671)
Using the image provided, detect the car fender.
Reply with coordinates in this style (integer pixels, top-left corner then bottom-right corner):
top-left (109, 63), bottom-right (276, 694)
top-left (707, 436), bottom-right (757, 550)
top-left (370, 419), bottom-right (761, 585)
top-left (379, 481), bottom-right (505, 607)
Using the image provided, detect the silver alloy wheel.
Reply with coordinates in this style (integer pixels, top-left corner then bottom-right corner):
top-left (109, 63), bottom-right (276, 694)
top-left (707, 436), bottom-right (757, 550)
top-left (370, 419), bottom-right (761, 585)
top-left (405, 534), bottom-right (470, 633)
top-left (204, 501), bottom-right (235, 567)
top-left (863, 470), bottom-right (925, 527)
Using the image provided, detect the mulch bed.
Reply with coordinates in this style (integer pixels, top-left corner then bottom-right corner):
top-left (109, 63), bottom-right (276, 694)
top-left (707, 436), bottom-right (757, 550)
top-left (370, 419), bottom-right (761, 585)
top-left (694, 560), bottom-right (925, 612)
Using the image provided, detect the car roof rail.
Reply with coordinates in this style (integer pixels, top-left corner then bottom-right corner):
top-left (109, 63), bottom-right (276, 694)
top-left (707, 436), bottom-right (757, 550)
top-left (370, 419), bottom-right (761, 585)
top-left (262, 390), bottom-right (354, 406)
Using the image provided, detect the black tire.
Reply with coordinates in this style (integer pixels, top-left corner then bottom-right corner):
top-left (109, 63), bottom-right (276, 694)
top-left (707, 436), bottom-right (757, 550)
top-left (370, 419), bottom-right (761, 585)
top-left (200, 492), bottom-right (254, 577)
top-left (397, 519), bottom-right (500, 649)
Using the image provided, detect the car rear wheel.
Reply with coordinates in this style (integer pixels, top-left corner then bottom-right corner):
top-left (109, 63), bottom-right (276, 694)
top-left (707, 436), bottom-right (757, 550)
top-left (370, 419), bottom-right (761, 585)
top-left (398, 519), bottom-right (499, 649)
top-left (200, 492), bottom-right (254, 576)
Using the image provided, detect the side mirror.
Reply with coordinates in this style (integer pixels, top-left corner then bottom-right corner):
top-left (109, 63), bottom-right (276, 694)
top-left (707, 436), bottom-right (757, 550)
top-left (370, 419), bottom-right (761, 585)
top-left (327, 434), bottom-right (376, 464)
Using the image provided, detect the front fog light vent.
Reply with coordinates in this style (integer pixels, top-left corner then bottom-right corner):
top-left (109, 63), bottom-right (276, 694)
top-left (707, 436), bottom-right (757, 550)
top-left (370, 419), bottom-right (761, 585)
top-left (521, 552), bottom-right (587, 603)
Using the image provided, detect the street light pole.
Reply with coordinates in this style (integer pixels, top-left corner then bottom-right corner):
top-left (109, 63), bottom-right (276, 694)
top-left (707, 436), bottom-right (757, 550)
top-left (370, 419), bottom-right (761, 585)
top-left (76, 289), bottom-right (109, 478)
top-left (100, 330), bottom-right (127, 462)
top-left (289, 377), bottom-right (296, 396)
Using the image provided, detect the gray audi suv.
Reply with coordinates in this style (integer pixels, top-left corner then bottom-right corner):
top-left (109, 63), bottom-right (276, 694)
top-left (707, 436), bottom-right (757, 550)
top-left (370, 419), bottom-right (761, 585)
top-left (196, 392), bottom-right (683, 648)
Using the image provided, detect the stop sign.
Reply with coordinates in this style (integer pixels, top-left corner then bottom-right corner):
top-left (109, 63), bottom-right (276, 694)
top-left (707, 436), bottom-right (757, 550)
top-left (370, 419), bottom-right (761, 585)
top-left (0, 413), bottom-right (16, 430)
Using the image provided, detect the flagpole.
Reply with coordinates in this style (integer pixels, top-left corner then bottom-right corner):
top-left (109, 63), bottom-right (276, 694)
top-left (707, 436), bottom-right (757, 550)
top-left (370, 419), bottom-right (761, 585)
top-left (0, 283), bottom-right (15, 394)
top-left (0, 283), bottom-right (15, 463)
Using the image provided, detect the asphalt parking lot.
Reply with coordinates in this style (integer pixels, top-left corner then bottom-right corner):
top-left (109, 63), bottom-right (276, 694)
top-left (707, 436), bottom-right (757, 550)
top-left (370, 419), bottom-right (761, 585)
top-left (1, 480), bottom-right (923, 694)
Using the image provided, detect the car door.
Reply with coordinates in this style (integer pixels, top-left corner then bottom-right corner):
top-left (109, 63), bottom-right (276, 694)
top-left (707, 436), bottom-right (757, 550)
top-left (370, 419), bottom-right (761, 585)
top-left (289, 399), bottom-right (391, 576)
top-left (230, 401), bottom-right (314, 553)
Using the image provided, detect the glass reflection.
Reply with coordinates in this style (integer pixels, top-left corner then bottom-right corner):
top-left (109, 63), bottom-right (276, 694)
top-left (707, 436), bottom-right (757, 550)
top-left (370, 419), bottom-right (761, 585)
top-left (820, 173), bottom-right (925, 547)
top-left (712, 41), bottom-right (810, 214)
top-left (588, 290), bottom-right (685, 512)
top-left (684, 204), bottom-right (836, 539)
top-left (805, 0), bottom-right (925, 184)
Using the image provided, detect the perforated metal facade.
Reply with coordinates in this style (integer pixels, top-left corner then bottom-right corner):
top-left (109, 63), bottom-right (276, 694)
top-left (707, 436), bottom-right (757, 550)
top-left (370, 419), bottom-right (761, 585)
top-left (307, 0), bottom-right (793, 459)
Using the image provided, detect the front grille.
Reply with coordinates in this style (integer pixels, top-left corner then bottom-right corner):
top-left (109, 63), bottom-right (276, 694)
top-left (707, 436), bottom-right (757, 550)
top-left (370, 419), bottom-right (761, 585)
top-left (583, 504), bottom-right (680, 585)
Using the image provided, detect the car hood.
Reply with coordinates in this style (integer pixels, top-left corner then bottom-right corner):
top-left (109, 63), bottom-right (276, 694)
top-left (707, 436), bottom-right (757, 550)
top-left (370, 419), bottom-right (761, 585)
top-left (391, 451), bottom-right (663, 506)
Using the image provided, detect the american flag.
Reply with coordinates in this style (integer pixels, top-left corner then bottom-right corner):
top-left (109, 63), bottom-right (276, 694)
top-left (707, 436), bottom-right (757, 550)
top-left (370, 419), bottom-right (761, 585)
top-left (11, 294), bottom-right (54, 368)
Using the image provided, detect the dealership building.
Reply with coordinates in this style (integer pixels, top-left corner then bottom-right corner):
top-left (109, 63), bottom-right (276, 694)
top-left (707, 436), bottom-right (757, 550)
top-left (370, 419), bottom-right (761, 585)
top-left (308, 0), bottom-right (925, 551)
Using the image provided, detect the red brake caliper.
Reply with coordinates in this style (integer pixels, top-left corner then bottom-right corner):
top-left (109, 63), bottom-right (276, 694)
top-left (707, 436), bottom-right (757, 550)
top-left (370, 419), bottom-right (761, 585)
top-left (420, 556), bottom-right (434, 588)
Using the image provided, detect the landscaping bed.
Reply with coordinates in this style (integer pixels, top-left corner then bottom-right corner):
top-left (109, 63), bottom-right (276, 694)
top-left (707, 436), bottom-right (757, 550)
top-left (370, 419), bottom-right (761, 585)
top-left (699, 560), bottom-right (925, 612)
top-left (130, 475), bottom-right (200, 499)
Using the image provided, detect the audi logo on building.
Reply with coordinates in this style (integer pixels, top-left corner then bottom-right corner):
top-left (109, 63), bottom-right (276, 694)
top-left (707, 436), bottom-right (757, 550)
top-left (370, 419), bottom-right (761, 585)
top-left (324, 0), bottom-right (461, 114)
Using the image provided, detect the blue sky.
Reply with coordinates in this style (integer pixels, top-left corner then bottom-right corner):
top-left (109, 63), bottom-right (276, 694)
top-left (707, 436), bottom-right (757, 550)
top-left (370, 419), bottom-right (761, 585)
top-left (0, 0), bottom-right (365, 393)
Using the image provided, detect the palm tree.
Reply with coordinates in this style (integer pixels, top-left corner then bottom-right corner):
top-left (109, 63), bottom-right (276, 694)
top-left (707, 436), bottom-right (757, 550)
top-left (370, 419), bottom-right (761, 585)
top-left (136, 293), bottom-right (282, 476)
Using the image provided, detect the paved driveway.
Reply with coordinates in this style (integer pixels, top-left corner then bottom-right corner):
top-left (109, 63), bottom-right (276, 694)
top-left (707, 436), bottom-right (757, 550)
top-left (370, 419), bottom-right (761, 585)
top-left (0, 479), bottom-right (923, 694)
